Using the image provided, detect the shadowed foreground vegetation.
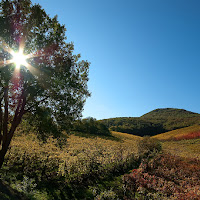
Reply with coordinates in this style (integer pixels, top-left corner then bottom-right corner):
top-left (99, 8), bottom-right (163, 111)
top-left (0, 125), bottom-right (200, 199)
top-left (0, 109), bottom-right (200, 199)
top-left (0, 131), bottom-right (141, 199)
top-left (0, 179), bottom-right (28, 200)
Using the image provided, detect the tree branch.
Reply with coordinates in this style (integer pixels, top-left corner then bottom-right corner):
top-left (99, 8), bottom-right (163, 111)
top-left (24, 96), bottom-right (49, 114)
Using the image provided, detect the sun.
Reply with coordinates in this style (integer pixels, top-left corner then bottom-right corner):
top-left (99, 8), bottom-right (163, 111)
top-left (0, 39), bottom-right (43, 75)
top-left (11, 51), bottom-right (28, 69)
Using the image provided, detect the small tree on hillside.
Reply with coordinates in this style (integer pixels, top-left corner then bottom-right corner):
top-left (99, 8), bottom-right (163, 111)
top-left (0, 0), bottom-right (90, 168)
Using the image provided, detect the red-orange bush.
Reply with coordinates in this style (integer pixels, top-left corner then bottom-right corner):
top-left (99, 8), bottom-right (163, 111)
top-left (174, 131), bottom-right (200, 140)
top-left (123, 153), bottom-right (200, 199)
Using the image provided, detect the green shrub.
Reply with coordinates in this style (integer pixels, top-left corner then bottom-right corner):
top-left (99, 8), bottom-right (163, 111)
top-left (94, 189), bottom-right (118, 200)
top-left (138, 136), bottom-right (162, 157)
top-left (72, 117), bottom-right (111, 136)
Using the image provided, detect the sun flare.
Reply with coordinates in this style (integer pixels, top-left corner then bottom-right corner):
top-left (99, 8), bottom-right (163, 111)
top-left (11, 51), bottom-right (28, 69)
top-left (0, 38), bottom-right (43, 75)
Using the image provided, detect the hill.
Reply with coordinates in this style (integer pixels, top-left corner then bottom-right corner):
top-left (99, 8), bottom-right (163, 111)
top-left (152, 124), bottom-right (200, 140)
top-left (100, 108), bottom-right (200, 137)
top-left (152, 125), bottom-right (200, 159)
top-left (141, 108), bottom-right (199, 119)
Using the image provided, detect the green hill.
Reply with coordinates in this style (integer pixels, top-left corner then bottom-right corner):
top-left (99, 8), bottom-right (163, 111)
top-left (141, 108), bottom-right (199, 119)
top-left (100, 108), bottom-right (200, 137)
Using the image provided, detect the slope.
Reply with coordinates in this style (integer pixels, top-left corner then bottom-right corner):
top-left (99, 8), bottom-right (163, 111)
top-left (152, 124), bottom-right (200, 140)
top-left (100, 108), bottom-right (200, 137)
top-left (152, 125), bottom-right (200, 159)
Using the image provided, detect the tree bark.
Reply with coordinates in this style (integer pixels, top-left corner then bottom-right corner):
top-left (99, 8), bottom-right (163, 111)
top-left (0, 87), bottom-right (8, 168)
top-left (0, 98), bottom-right (3, 145)
top-left (2, 87), bottom-right (8, 145)
top-left (0, 89), bottom-right (26, 169)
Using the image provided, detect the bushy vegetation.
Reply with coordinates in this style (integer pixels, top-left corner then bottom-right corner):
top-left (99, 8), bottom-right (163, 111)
top-left (100, 108), bottom-right (200, 137)
top-left (172, 131), bottom-right (200, 141)
top-left (137, 136), bottom-right (162, 158)
top-left (152, 125), bottom-right (200, 159)
top-left (162, 139), bottom-right (200, 160)
top-left (17, 109), bottom-right (64, 142)
top-left (123, 153), bottom-right (200, 199)
top-left (0, 131), bottom-right (140, 199)
top-left (141, 108), bottom-right (199, 119)
top-left (153, 125), bottom-right (200, 141)
top-left (0, 128), bottom-right (199, 199)
top-left (100, 117), bottom-right (165, 137)
top-left (71, 117), bottom-right (111, 136)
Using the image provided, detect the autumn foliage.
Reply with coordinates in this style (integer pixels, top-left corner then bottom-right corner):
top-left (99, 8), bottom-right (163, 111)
top-left (123, 153), bottom-right (200, 199)
top-left (1, 133), bottom-right (139, 193)
top-left (174, 131), bottom-right (200, 141)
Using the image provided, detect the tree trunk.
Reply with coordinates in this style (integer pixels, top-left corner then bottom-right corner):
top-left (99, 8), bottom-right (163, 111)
top-left (0, 119), bottom-right (21, 168)
top-left (2, 87), bottom-right (8, 145)
top-left (0, 144), bottom-right (8, 168)
top-left (0, 102), bottom-right (3, 145)
top-left (0, 90), bottom-right (26, 169)
top-left (0, 115), bottom-right (24, 169)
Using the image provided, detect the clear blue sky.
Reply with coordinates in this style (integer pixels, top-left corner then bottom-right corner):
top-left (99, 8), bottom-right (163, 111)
top-left (32, 0), bottom-right (200, 119)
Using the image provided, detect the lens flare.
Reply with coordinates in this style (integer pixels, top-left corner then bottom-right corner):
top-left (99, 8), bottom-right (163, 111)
top-left (11, 51), bottom-right (28, 69)
top-left (0, 37), bottom-right (44, 76)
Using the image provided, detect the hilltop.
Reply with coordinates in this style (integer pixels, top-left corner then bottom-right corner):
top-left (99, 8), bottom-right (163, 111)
top-left (100, 108), bottom-right (200, 136)
top-left (141, 108), bottom-right (199, 119)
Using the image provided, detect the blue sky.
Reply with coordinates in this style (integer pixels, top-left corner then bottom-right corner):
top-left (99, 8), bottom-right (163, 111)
top-left (32, 0), bottom-right (200, 119)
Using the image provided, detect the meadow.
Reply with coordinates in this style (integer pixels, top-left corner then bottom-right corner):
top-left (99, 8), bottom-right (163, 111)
top-left (1, 131), bottom-right (141, 199)
top-left (0, 124), bottom-right (200, 199)
top-left (152, 125), bottom-right (200, 140)
top-left (153, 125), bottom-right (200, 159)
top-left (121, 125), bottom-right (200, 199)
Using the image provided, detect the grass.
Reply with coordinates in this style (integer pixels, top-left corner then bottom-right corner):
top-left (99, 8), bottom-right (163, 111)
top-left (151, 125), bottom-right (200, 159)
top-left (0, 131), bottom-right (141, 199)
top-left (152, 124), bottom-right (200, 140)
top-left (1, 127), bottom-right (199, 199)
top-left (162, 138), bottom-right (200, 159)
top-left (111, 131), bottom-right (142, 142)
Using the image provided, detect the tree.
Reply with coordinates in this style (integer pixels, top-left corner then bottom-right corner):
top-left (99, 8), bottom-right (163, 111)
top-left (72, 117), bottom-right (111, 136)
top-left (0, 0), bottom-right (90, 168)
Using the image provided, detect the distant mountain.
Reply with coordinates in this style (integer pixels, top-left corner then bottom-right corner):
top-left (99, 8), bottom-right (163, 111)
top-left (100, 108), bottom-right (200, 137)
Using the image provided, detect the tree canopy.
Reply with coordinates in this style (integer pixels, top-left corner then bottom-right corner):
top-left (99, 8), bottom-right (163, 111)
top-left (72, 117), bottom-right (111, 136)
top-left (0, 0), bottom-right (90, 167)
